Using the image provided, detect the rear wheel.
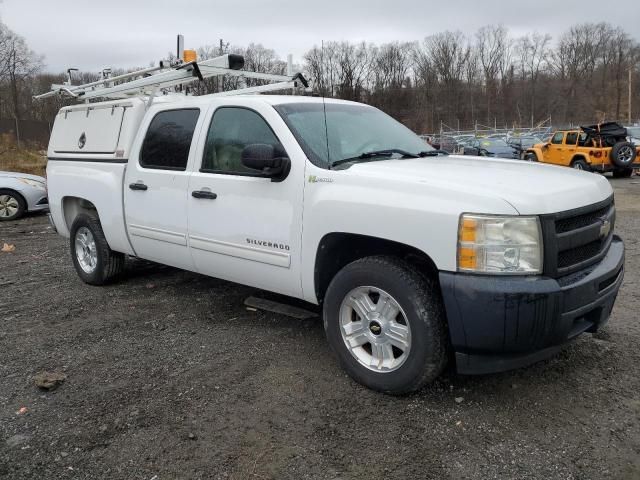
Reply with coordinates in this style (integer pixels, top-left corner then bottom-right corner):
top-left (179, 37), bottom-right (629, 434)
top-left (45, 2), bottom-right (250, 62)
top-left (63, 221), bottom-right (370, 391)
top-left (572, 159), bottom-right (590, 171)
top-left (323, 256), bottom-right (447, 394)
top-left (70, 213), bottom-right (124, 285)
top-left (0, 189), bottom-right (26, 221)
top-left (525, 152), bottom-right (538, 162)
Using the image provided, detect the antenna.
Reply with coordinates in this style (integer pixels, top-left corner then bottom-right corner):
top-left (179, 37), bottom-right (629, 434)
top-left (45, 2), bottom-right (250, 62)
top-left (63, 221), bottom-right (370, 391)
top-left (321, 40), bottom-right (331, 168)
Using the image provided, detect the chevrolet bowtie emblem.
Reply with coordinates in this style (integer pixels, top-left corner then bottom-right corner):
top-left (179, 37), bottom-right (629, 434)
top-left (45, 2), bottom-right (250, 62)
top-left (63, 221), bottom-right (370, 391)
top-left (600, 219), bottom-right (611, 238)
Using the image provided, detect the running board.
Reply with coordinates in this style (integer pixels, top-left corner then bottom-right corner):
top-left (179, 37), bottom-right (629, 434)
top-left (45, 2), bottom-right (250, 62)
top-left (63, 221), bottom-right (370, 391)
top-left (244, 296), bottom-right (319, 320)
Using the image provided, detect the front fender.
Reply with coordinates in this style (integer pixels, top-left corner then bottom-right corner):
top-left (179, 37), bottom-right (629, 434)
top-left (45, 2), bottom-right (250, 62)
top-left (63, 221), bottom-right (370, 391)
top-left (526, 147), bottom-right (545, 161)
top-left (300, 169), bottom-right (518, 303)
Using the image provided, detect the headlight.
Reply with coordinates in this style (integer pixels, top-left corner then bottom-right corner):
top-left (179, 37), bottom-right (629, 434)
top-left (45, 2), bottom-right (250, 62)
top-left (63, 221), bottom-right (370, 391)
top-left (457, 214), bottom-right (542, 274)
top-left (18, 178), bottom-right (46, 189)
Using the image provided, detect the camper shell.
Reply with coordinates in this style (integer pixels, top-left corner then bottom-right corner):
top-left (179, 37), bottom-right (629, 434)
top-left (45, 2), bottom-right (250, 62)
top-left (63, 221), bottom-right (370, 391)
top-left (48, 98), bottom-right (147, 161)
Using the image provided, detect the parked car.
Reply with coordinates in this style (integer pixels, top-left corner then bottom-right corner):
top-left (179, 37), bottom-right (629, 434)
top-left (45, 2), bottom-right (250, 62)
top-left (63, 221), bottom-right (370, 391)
top-left (525, 123), bottom-right (640, 177)
top-left (0, 171), bottom-right (48, 221)
top-left (626, 126), bottom-right (640, 145)
top-left (43, 54), bottom-right (625, 394)
top-left (487, 133), bottom-right (508, 140)
top-left (507, 136), bottom-right (543, 159)
top-left (462, 138), bottom-right (519, 159)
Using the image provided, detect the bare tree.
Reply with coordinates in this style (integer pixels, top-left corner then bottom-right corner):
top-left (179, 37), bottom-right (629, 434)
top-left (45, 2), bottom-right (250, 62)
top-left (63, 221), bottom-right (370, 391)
top-left (476, 25), bottom-right (509, 125)
top-left (515, 32), bottom-right (551, 123)
top-left (0, 22), bottom-right (43, 120)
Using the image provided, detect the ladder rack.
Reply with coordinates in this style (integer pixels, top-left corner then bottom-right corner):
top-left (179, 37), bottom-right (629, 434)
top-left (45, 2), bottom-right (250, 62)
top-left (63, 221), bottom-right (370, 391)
top-left (34, 52), bottom-right (309, 101)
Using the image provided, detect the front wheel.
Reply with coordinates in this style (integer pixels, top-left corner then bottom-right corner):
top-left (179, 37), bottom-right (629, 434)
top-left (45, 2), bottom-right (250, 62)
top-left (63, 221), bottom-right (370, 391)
top-left (70, 213), bottom-right (124, 285)
top-left (323, 256), bottom-right (447, 394)
top-left (0, 189), bottom-right (26, 221)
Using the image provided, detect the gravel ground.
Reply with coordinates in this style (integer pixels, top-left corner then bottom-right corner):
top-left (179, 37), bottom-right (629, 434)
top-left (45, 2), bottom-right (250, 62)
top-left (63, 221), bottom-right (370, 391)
top-left (1, 178), bottom-right (639, 480)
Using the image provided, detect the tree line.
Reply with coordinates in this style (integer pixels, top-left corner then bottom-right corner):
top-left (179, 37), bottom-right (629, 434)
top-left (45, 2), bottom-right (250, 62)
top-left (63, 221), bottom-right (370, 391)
top-left (1, 20), bottom-right (639, 136)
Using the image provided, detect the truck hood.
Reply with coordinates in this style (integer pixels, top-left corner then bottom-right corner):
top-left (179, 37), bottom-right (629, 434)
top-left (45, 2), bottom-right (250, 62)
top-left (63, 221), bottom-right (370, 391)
top-left (349, 155), bottom-right (612, 215)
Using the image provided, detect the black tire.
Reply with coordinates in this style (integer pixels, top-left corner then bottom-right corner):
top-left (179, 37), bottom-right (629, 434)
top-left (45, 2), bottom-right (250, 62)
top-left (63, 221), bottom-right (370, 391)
top-left (69, 213), bottom-right (124, 285)
top-left (323, 256), bottom-right (447, 395)
top-left (611, 142), bottom-right (636, 168)
top-left (0, 189), bottom-right (26, 221)
top-left (525, 152), bottom-right (538, 162)
top-left (571, 158), bottom-right (590, 171)
top-left (612, 168), bottom-right (634, 178)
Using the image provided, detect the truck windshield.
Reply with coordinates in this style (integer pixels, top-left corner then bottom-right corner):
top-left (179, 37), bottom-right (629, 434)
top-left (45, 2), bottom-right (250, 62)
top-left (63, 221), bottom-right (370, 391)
top-left (274, 102), bottom-right (434, 169)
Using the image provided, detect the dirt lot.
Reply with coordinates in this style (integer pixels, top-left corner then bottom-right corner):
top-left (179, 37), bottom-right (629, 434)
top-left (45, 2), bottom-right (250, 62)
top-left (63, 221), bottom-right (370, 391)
top-left (1, 179), bottom-right (640, 480)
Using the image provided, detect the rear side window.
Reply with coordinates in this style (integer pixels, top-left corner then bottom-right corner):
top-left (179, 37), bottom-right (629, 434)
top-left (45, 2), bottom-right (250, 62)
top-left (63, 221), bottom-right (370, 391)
top-left (565, 132), bottom-right (578, 145)
top-left (551, 132), bottom-right (564, 144)
top-left (140, 109), bottom-right (200, 170)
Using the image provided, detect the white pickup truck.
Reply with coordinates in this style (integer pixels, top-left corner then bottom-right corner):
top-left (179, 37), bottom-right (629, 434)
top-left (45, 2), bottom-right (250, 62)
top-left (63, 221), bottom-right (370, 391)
top-left (45, 93), bottom-right (625, 394)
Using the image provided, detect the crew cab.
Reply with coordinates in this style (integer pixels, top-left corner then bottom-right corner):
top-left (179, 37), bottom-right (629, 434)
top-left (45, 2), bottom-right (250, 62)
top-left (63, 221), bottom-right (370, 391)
top-left (526, 122), bottom-right (640, 177)
top-left (46, 94), bottom-right (625, 394)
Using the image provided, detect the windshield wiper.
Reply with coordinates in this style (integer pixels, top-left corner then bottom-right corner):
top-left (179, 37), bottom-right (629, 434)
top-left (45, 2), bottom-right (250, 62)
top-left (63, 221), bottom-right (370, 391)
top-left (417, 150), bottom-right (449, 157)
top-left (330, 149), bottom-right (419, 168)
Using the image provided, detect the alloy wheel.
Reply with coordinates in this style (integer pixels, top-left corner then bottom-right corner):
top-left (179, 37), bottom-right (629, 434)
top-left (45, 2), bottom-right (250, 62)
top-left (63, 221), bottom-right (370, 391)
top-left (0, 194), bottom-right (19, 219)
top-left (339, 286), bottom-right (411, 373)
top-left (75, 227), bottom-right (98, 274)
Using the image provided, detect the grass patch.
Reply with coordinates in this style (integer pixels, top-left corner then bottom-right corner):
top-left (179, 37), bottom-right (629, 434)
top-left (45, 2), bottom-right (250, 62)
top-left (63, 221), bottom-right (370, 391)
top-left (0, 133), bottom-right (47, 177)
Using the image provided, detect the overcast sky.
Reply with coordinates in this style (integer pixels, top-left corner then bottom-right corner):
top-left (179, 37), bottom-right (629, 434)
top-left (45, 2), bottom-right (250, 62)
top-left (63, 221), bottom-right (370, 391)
top-left (2, 0), bottom-right (640, 73)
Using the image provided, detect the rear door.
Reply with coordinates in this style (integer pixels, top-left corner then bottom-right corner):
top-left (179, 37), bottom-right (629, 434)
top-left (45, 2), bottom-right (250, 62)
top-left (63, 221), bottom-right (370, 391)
top-left (124, 107), bottom-right (202, 270)
top-left (564, 131), bottom-right (579, 165)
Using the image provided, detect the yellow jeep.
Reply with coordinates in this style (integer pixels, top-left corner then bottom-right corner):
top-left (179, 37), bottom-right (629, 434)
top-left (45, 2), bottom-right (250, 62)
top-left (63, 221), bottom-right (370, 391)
top-left (525, 122), bottom-right (640, 178)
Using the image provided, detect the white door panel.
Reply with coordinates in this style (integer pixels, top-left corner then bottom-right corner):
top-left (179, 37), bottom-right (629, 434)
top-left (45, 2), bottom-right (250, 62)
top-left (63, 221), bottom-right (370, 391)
top-left (124, 108), bottom-right (203, 270)
top-left (187, 104), bottom-right (305, 297)
top-left (189, 235), bottom-right (291, 268)
top-left (188, 173), bottom-right (302, 295)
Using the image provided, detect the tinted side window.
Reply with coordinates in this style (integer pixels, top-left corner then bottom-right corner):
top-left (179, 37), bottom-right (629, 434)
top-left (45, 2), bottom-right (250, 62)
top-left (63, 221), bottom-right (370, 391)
top-left (551, 132), bottom-right (564, 145)
top-left (202, 107), bottom-right (282, 174)
top-left (565, 132), bottom-right (578, 145)
top-left (140, 109), bottom-right (200, 170)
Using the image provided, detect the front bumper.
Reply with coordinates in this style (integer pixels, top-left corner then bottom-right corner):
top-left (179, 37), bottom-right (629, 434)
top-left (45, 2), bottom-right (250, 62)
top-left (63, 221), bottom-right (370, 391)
top-left (439, 236), bottom-right (624, 375)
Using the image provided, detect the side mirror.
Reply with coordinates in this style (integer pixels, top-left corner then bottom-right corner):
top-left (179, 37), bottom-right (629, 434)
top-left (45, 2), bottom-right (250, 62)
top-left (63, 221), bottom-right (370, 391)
top-left (241, 144), bottom-right (291, 182)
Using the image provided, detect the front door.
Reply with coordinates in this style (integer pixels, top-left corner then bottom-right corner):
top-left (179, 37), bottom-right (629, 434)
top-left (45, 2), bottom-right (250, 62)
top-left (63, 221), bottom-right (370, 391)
top-left (547, 131), bottom-right (565, 164)
top-left (124, 107), bottom-right (202, 270)
top-left (187, 104), bottom-right (305, 298)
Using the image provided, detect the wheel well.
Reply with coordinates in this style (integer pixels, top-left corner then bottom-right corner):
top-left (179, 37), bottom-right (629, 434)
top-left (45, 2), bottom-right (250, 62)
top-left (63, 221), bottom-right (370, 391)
top-left (62, 197), bottom-right (98, 232)
top-left (314, 233), bottom-right (439, 303)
